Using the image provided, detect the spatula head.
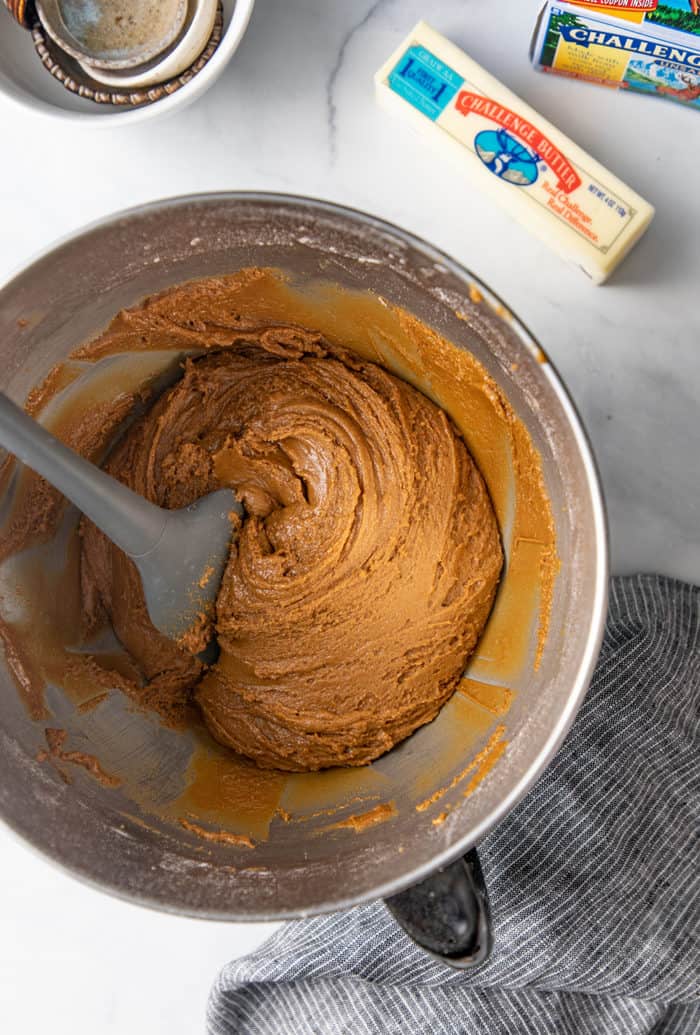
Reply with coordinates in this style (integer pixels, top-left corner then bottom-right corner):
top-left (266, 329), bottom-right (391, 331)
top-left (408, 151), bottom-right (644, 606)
top-left (135, 488), bottom-right (241, 649)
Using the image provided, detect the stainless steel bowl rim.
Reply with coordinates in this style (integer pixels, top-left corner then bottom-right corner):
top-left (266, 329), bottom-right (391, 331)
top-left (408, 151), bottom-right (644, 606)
top-left (0, 192), bottom-right (609, 919)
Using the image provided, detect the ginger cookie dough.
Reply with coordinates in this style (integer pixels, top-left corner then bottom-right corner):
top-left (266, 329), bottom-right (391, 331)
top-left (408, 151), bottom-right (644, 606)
top-left (80, 325), bottom-right (503, 772)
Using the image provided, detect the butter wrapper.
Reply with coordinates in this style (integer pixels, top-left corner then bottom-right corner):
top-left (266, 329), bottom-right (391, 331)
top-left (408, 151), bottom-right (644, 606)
top-left (375, 21), bottom-right (654, 283)
top-left (531, 1), bottom-right (700, 111)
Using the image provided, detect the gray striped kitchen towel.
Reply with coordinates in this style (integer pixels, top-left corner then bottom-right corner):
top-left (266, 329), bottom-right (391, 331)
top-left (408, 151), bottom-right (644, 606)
top-left (208, 576), bottom-right (699, 1034)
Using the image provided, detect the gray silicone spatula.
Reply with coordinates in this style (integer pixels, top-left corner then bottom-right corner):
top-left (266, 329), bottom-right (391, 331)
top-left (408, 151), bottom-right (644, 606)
top-left (0, 392), bottom-right (241, 648)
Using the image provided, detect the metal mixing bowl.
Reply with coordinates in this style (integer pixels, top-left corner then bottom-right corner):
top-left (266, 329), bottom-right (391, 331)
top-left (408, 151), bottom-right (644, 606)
top-left (0, 194), bottom-right (607, 920)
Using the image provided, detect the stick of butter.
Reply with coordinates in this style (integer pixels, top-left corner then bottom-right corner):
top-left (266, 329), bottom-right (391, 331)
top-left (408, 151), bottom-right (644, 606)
top-left (375, 21), bottom-right (654, 283)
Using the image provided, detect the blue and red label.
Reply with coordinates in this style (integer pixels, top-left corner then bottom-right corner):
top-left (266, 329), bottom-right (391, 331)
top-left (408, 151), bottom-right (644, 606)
top-left (388, 45), bottom-right (582, 194)
top-left (383, 39), bottom-right (638, 252)
top-left (388, 44), bottom-right (463, 119)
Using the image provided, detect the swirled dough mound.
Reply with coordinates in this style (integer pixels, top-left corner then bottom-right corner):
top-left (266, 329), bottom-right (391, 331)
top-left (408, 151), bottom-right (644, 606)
top-left (81, 328), bottom-right (502, 770)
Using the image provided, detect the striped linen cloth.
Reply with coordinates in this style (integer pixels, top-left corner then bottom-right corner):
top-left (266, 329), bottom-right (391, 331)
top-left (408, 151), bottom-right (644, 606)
top-left (208, 576), bottom-right (699, 1034)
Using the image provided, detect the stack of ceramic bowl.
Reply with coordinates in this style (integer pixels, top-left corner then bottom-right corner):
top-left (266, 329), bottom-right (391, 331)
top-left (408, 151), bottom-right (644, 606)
top-left (2, 0), bottom-right (229, 107)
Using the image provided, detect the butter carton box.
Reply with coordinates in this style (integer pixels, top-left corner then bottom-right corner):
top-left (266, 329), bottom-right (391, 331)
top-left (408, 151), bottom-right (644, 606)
top-left (531, 1), bottom-right (700, 110)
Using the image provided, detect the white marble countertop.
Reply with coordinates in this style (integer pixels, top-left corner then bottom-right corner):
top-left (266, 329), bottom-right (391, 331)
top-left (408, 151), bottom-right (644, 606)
top-left (1, 1), bottom-right (698, 1031)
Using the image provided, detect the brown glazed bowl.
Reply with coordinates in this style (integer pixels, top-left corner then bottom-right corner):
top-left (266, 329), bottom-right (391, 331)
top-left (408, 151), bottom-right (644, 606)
top-left (0, 194), bottom-right (607, 930)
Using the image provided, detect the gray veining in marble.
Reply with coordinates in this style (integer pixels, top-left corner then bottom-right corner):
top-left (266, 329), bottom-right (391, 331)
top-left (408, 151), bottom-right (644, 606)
top-left (0, 3), bottom-right (698, 1031)
top-left (3, 0), bottom-right (697, 582)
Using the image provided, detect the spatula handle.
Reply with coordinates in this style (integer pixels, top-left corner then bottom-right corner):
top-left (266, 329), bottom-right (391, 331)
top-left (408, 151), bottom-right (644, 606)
top-left (0, 392), bottom-right (167, 557)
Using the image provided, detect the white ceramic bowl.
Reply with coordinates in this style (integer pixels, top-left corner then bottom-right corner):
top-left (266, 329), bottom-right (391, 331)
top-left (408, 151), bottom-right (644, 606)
top-left (0, 0), bottom-right (255, 127)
